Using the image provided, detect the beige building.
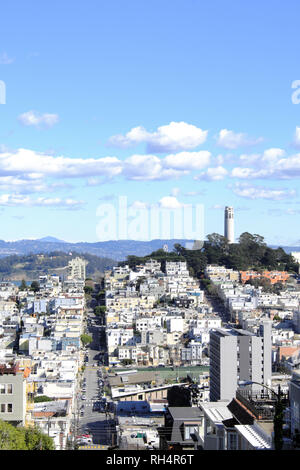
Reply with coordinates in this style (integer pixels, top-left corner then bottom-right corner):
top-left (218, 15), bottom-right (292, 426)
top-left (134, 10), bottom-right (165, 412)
top-left (67, 257), bottom-right (87, 281)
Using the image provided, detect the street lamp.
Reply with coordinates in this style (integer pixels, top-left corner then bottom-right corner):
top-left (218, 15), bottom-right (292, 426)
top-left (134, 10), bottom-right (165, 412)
top-left (238, 380), bottom-right (285, 451)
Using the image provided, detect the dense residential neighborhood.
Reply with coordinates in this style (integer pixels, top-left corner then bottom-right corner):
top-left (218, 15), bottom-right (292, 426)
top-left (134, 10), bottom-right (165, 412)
top-left (2, 0), bottom-right (300, 458)
top-left (1, 241), bottom-right (300, 451)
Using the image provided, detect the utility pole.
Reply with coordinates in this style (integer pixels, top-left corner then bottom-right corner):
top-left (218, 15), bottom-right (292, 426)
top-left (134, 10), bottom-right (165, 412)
top-left (239, 380), bottom-right (287, 450)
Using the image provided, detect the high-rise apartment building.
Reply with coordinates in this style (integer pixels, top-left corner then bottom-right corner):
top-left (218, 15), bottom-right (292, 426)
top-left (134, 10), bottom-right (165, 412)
top-left (67, 257), bottom-right (87, 281)
top-left (224, 206), bottom-right (234, 244)
top-left (209, 321), bottom-right (272, 402)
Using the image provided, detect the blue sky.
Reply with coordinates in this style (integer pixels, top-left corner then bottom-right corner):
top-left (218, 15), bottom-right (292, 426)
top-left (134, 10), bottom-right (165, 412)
top-left (1, 0), bottom-right (300, 245)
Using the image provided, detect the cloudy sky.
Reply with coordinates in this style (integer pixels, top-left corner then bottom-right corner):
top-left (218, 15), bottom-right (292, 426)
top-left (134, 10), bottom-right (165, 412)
top-left (1, 0), bottom-right (300, 244)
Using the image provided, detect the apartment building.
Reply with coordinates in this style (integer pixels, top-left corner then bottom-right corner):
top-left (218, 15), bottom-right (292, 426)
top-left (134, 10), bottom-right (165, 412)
top-left (209, 322), bottom-right (272, 402)
top-left (240, 270), bottom-right (290, 285)
top-left (67, 257), bottom-right (87, 281)
top-left (0, 363), bottom-right (27, 426)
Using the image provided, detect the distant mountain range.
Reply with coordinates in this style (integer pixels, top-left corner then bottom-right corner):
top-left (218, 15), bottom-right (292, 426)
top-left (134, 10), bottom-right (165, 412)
top-left (0, 238), bottom-right (196, 261)
top-left (0, 238), bottom-right (298, 262)
top-left (37, 236), bottom-right (67, 243)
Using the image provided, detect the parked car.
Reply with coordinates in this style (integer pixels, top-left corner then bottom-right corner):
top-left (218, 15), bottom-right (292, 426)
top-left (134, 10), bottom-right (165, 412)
top-left (76, 436), bottom-right (92, 445)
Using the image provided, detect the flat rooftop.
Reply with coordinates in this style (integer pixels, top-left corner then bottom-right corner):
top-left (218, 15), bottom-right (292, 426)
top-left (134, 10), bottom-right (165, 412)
top-left (213, 328), bottom-right (255, 337)
top-left (168, 407), bottom-right (204, 420)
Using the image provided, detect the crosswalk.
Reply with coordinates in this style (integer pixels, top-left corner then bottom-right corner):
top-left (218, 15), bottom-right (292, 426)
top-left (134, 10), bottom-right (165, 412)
top-left (81, 399), bottom-right (101, 406)
top-left (78, 444), bottom-right (108, 450)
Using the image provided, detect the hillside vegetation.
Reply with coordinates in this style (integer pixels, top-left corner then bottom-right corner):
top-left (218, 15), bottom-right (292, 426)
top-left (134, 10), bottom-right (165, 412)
top-left (0, 251), bottom-right (116, 280)
top-left (122, 232), bottom-right (299, 278)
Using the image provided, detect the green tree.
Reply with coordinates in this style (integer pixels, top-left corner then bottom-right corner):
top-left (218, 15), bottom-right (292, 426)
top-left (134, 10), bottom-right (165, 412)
top-left (80, 334), bottom-right (92, 346)
top-left (238, 232), bottom-right (267, 267)
top-left (34, 395), bottom-right (53, 403)
top-left (84, 285), bottom-right (93, 295)
top-left (20, 279), bottom-right (27, 290)
top-left (206, 233), bottom-right (228, 250)
top-left (0, 420), bottom-right (26, 450)
top-left (94, 306), bottom-right (106, 316)
top-left (0, 420), bottom-right (54, 450)
top-left (30, 281), bottom-right (40, 292)
top-left (24, 426), bottom-right (55, 450)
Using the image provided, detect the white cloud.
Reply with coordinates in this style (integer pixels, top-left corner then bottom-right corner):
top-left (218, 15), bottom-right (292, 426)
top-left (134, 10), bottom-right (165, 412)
top-left (129, 196), bottom-right (189, 211)
top-left (232, 182), bottom-right (296, 200)
top-left (293, 127), bottom-right (300, 148)
top-left (183, 190), bottom-right (206, 197)
top-left (171, 187), bottom-right (180, 197)
top-left (239, 148), bottom-right (285, 167)
top-left (163, 151), bottom-right (211, 171)
top-left (231, 166), bottom-right (272, 179)
top-left (0, 176), bottom-right (46, 193)
top-left (216, 129), bottom-right (263, 149)
top-left (231, 149), bottom-right (300, 180)
top-left (108, 126), bottom-right (149, 148)
top-left (18, 111), bottom-right (59, 128)
top-left (0, 175), bottom-right (73, 194)
top-left (158, 196), bottom-right (187, 209)
top-left (0, 52), bottom-right (14, 64)
top-left (214, 154), bottom-right (224, 165)
top-left (86, 177), bottom-right (100, 186)
top-left (123, 154), bottom-right (164, 180)
top-left (0, 147), bottom-right (211, 184)
top-left (108, 121), bottom-right (208, 152)
top-left (123, 154), bottom-right (189, 180)
top-left (262, 148), bottom-right (286, 163)
top-left (195, 166), bottom-right (228, 181)
top-left (36, 197), bottom-right (84, 208)
top-left (130, 200), bottom-right (149, 210)
top-left (0, 149), bottom-right (123, 179)
top-left (0, 194), bottom-right (84, 209)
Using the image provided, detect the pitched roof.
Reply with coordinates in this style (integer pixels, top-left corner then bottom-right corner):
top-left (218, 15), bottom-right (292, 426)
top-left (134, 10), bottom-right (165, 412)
top-left (227, 398), bottom-right (255, 425)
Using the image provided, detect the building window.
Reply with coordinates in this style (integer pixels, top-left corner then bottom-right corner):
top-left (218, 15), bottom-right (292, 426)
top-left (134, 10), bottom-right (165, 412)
top-left (6, 384), bottom-right (12, 394)
top-left (228, 432), bottom-right (237, 450)
top-left (7, 404), bottom-right (12, 413)
top-left (0, 404), bottom-right (5, 413)
top-left (184, 425), bottom-right (198, 440)
top-left (0, 385), bottom-right (5, 394)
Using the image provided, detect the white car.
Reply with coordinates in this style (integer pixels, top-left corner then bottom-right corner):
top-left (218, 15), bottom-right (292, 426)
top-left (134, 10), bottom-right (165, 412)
top-left (76, 437), bottom-right (93, 445)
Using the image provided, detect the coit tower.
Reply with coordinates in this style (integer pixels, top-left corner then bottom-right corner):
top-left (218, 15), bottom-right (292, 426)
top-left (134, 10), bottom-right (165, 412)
top-left (224, 206), bottom-right (234, 244)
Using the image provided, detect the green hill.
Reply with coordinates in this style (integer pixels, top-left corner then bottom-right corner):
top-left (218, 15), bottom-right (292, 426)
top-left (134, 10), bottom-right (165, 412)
top-left (0, 251), bottom-right (116, 281)
top-left (122, 232), bottom-right (299, 279)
